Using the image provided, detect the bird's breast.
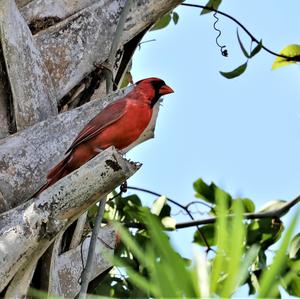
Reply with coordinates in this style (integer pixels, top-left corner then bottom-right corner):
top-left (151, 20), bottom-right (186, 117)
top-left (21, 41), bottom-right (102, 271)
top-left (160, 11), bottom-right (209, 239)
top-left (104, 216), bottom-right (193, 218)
top-left (92, 102), bottom-right (152, 150)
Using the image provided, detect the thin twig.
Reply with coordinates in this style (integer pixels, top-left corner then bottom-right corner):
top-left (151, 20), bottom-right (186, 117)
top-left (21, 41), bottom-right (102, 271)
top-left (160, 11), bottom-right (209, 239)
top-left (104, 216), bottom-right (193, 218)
top-left (78, 1), bottom-right (133, 297)
top-left (104, 0), bottom-right (132, 92)
top-left (127, 186), bottom-right (212, 209)
top-left (138, 39), bottom-right (156, 50)
top-left (181, 3), bottom-right (300, 62)
top-left (78, 200), bottom-right (106, 298)
top-left (123, 194), bottom-right (300, 230)
top-left (126, 186), bottom-right (212, 251)
top-left (183, 195), bottom-right (300, 228)
top-left (213, 12), bottom-right (228, 57)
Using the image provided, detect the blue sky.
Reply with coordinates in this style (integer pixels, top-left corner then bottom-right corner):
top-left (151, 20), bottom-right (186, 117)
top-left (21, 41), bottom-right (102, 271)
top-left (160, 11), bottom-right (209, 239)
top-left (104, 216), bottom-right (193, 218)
top-left (126, 1), bottom-right (300, 295)
top-left (129, 1), bottom-right (300, 215)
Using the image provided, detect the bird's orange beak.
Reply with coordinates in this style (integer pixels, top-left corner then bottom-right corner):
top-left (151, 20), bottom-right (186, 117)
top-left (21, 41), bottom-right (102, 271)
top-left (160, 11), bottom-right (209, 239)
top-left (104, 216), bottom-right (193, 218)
top-left (159, 84), bottom-right (174, 95)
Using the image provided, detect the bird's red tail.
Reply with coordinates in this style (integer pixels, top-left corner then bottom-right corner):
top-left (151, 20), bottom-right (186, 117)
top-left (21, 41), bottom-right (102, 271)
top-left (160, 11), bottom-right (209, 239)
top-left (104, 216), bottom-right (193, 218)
top-left (33, 154), bottom-right (71, 197)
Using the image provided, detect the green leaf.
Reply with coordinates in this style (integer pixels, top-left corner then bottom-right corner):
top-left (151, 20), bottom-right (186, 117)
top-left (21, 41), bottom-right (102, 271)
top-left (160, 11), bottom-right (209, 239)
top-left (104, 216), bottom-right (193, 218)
top-left (281, 259), bottom-right (300, 297)
top-left (114, 223), bottom-right (147, 267)
top-left (115, 256), bottom-right (159, 296)
top-left (289, 233), bottom-right (300, 259)
top-left (238, 245), bottom-right (260, 287)
top-left (172, 12), bottom-right (179, 25)
top-left (250, 40), bottom-right (263, 57)
top-left (272, 44), bottom-right (300, 70)
top-left (120, 72), bottom-right (132, 88)
top-left (94, 276), bottom-right (129, 297)
top-left (258, 212), bottom-right (298, 298)
top-left (193, 178), bottom-right (216, 204)
top-left (237, 29), bottom-right (250, 58)
top-left (235, 198), bottom-right (255, 213)
top-left (161, 216), bottom-right (176, 230)
top-left (143, 214), bottom-right (198, 297)
top-left (116, 212), bottom-right (199, 298)
top-left (28, 289), bottom-right (62, 299)
top-left (255, 249), bottom-right (267, 270)
top-left (251, 271), bottom-right (261, 294)
top-left (151, 14), bottom-right (172, 31)
top-left (201, 0), bottom-right (222, 15)
top-left (193, 224), bottom-right (215, 246)
top-left (247, 218), bottom-right (284, 249)
top-left (134, 231), bottom-right (151, 252)
top-left (259, 200), bottom-right (286, 213)
top-left (126, 194), bottom-right (142, 207)
top-left (193, 178), bottom-right (232, 205)
top-left (151, 196), bottom-right (167, 216)
top-left (220, 62), bottom-right (248, 79)
top-left (221, 200), bottom-right (245, 298)
top-left (210, 188), bottom-right (230, 294)
top-left (241, 198), bottom-right (255, 213)
top-left (88, 203), bottom-right (99, 225)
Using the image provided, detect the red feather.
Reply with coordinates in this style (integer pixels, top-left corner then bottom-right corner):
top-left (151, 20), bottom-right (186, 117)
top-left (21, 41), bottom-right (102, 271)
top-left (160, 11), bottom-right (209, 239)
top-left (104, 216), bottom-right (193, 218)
top-left (34, 77), bottom-right (173, 196)
top-left (66, 100), bottom-right (127, 153)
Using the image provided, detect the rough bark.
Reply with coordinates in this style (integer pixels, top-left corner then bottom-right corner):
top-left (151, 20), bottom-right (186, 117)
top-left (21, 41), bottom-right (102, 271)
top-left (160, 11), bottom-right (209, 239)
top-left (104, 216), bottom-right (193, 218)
top-left (20, 0), bottom-right (101, 24)
top-left (0, 146), bottom-right (138, 292)
top-left (69, 211), bottom-right (88, 249)
top-left (0, 64), bottom-right (9, 139)
top-left (15, 0), bottom-right (32, 7)
top-left (4, 239), bottom-right (51, 299)
top-left (5, 224), bottom-right (116, 298)
top-left (0, 86), bottom-right (132, 212)
top-left (49, 225), bottom-right (116, 298)
top-left (32, 0), bottom-right (180, 100)
top-left (0, 0), bottom-right (57, 131)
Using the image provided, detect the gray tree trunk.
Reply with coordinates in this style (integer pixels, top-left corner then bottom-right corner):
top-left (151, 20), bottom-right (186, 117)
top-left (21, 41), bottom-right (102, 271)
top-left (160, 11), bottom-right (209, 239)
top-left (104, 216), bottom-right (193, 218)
top-left (0, 0), bottom-right (180, 297)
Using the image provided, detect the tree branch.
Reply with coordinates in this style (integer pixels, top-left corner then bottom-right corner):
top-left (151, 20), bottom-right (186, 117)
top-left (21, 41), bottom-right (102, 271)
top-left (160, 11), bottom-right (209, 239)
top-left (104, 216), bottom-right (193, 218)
top-left (175, 195), bottom-right (300, 228)
top-left (0, 0), bottom-right (57, 131)
top-left (50, 225), bottom-right (116, 298)
top-left (0, 146), bottom-right (138, 292)
top-left (121, 194), bottom-right (300, 230)
top-left (32, 0), bottom-right (181, 100)
top-left (69, 212), bottom-right (88, 250)
top-left (126, 186), bottom-right (212, 210)
top-left (181, 3), bottom-right (300, 62)
top-left (19, 0), bottom-right (99, 25)
top-left (0, 55), bottom-right (10, 139)
top-left (4, 239), bottom-right (52, 298)
top-left (0, 86), bottom-right (132, 212)
top-left (78, 198), bottom-right (107, 299)
top-left (103, 0), bottom-right (133, 93)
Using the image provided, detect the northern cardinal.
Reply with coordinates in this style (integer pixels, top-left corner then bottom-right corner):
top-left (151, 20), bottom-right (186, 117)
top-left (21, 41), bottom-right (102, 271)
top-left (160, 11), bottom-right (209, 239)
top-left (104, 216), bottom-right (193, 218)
top-left (35, 77), bottom-right (173, 195)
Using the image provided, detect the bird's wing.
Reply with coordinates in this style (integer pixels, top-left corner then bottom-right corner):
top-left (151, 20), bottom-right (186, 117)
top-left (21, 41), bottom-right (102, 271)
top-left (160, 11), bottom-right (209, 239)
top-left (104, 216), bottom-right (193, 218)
top-left (66, 99), bottom-right (128, 153)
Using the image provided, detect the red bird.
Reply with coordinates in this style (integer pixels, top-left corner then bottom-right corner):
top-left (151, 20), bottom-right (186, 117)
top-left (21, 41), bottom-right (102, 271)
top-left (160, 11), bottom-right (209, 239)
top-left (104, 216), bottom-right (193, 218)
top-left (36, 77), bottom-right (173, 195)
